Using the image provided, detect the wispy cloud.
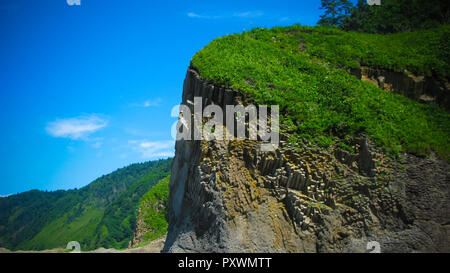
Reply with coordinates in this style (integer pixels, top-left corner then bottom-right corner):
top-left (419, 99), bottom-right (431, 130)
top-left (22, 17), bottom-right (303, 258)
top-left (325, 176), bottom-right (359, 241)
top-left (186, 10), bottom-right (301, 23)
top-left (278, 16), bottom-right (302, 23)
top-left (233, 11), bottom-right (264, 18)
top-left (187, 10), bottom-right (264, 20)
top-left (46, 114), bottom-right (108, 140)
top-left (0, 194), bottom-right (11, 198)
top-left (130, 98), bottom-right (162, 108)
top-left (187, 12), bottom-right (222, 19)
top-left (142, 98), bottom-right (162, 107)
top-left (129, 140), bottom-right (174, 159)
top-left (91, 141), bottom-right (103, 149)
top-left (187, 12), bottom-right (212, 19)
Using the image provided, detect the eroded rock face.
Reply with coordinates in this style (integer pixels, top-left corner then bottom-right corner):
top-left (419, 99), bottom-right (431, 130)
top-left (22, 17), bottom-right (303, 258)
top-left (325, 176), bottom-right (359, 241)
top-left (130, 207), bottom-right (152, 247)
top-left (163, 67), bottom-right (450, 253)
top-left (131, 204), bottom-right (165, 248)
top-left (350, 66), bottom-right (450, 109)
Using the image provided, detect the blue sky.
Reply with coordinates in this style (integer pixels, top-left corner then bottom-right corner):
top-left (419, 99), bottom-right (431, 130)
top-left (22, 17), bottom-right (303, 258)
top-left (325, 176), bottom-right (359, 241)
top-left (0, 0), bottom-right (339, 195)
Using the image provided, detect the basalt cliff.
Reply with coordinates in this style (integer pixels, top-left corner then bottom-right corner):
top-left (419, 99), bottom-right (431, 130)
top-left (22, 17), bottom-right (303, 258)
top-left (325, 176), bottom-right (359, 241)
top-left (163, 26), bottom-right (450, 253)
top-left (163, 67), bottom-right (449, 253)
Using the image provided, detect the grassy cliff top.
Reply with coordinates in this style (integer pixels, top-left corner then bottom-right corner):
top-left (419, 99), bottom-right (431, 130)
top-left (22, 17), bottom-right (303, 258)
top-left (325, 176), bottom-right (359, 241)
top-left (191, 25), bottom-right (450, 160)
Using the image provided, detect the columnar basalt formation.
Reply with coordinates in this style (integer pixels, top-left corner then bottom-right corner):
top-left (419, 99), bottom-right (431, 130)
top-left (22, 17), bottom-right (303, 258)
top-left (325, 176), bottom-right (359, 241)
top-left (349, 66), bottom-right (450, 109)
top-left (163, 67), bottom-right (450, 253)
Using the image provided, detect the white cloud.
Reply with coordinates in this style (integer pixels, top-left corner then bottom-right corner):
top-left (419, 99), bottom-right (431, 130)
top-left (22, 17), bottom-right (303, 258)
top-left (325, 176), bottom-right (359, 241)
top-left (233, 11), bottom-right (264, 18)
top-left (278, 16), bottom-right (302, 23)
top-left (187, 12), bottom-right (203, 18)
top-left (186, 12), bottom-right (222, 19)
top-left (143, 98), bottom-right (162, 107)
top-left (46, 114), bottom-right (108, 140)
top-left (130, 140), bottom-right (174, 159)
top-left (130, 98), bottom-right (162, 108)
top-left (187, 10), bottom-right (264, 20)
top-left (0, 194), bottom-right (11, 198)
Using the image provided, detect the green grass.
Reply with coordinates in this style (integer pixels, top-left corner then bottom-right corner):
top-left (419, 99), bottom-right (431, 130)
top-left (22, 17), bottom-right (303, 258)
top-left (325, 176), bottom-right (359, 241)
top-left (93, 160), bottom-right (172, 250)
top-left (191, 25), bottom-right (450, 160)
top-left (137, 175), bottom-right (170, 243)
top-left (17, 207), bottom-right (104, 250)
top-left (297, 25), bottom-right (450, 79)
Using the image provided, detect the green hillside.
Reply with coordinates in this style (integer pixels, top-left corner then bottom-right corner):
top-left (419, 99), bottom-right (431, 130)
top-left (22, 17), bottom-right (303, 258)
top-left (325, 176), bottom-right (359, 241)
top-left (0, 158), bottom-right (172, 251)
top-left (192, 25), bottom-right (450, 159)
top-left (17, 207), bottom-right (104, 250)
top-left (135, 175), bottom-right (170, 245)
top-left (92, 171), bottom-right (171, 249)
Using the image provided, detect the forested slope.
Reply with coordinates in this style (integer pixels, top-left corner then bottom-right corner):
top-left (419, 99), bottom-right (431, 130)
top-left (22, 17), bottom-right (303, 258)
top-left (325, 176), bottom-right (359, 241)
top-left (0, 158), bottom-right (172, 251)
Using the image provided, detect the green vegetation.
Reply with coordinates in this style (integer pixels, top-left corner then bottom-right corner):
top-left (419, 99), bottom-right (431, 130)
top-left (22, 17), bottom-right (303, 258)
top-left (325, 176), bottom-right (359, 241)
top-left (93, 163), bottom-right (171, 250)
top-left (319, 0), bottom-right (450, 34)
top-left (0, 158), bottom-right (172, 250)
top-left (136, 175), bottom-right (170, 244)
top-left (1, 4), bottom-right (449, 250)
top-left (17, 207), bottom-right (104, 250)
top-left (301, 25), bottom-right (450, 79)
top-left (317, 0), bottom-right (353, 27)
top-left (191, 25), bottom-right (450, 159)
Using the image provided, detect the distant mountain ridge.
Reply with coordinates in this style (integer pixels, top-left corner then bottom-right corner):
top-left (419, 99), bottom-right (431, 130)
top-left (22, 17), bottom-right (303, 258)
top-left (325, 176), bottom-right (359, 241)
top-left (0, 158), bottom-right (172, 251)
